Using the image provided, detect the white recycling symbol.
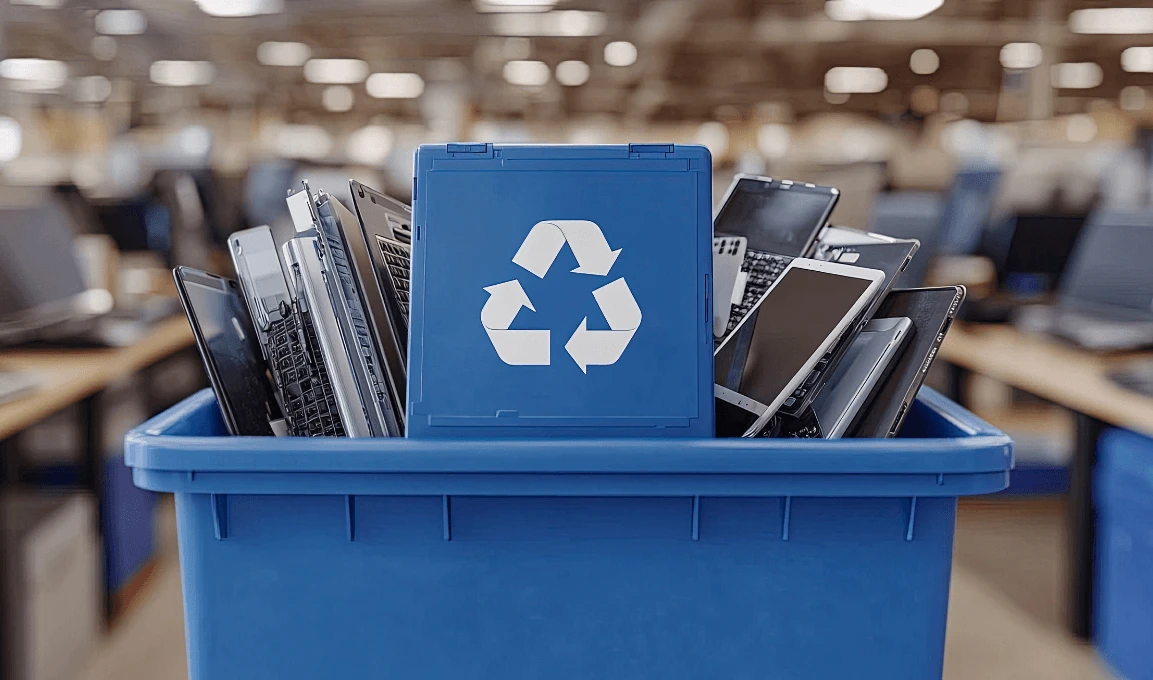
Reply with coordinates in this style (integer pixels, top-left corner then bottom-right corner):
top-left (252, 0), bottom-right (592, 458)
top-left (481, 220), bottom-right (642, 373)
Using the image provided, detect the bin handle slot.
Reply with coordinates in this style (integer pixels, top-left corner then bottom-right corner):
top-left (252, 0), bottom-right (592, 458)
top-left (211, 494), bottom-right (228, 541)
top-left (781, 496), bottom-right (792, 541)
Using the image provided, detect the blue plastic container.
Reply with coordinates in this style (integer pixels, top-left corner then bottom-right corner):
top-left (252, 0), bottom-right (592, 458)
top-left (409, 143), bottom-right (714, 439)
top-left (127, 387), bottom-right (1010, 680)
top-left (1095, 427), bottom-right (1153, 680)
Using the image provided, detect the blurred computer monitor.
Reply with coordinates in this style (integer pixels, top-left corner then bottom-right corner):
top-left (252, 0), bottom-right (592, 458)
top-left (993, 213), bottom-right (1088, 296)
top-left (868, 191), bottom-right (946, 287)
top-left (937, 166), bottom-right (1002, 256)
top-left (93, 197), bottom-right (171, 256)
top-left (1059, 210), bottom-right (1153, 314)
top-left (0, 201), bottom-right (94, 333)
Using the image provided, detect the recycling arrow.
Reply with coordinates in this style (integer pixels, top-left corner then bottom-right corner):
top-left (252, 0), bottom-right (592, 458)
top-left (512, 220), bottom-right (622, 278)
top-left (564, 277), bottom-right (642, 373)
top-left (481, 280), bottom-right (550, 365)
top-left (483, 219), bottom-right (640, 370)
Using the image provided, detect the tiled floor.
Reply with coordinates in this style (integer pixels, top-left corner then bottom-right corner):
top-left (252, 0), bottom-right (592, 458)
top-left (77, 498), bottom-right (1109, 680)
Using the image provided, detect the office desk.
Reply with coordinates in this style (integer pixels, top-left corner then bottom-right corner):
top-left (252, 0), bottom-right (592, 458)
top-left (0, 316), bottom-right (196, 622)
top-left (939, 323), bottom-right (1153, 640)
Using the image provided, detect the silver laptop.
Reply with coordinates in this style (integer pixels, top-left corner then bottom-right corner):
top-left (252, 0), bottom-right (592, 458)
top-left (285, 183), bottom-right (402, 438)
top-left (229, 225), bottom-right (346, 437)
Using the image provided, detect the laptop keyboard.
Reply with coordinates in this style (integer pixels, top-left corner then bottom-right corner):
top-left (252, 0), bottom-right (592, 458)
top-left (725, 249), bottom-right (792, 336)
top-left (267, 301), bottom-right (346, 437)
top-left (375, 236), bottom-right (411, 321)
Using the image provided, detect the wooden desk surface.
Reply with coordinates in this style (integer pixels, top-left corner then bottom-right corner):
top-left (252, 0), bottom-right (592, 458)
top-left (0, 316), bottom-right (194, 441)
top-left (940, 323), bottom-right (1153, 437)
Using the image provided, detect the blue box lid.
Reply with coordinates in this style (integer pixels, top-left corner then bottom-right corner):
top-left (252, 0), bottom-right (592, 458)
top-left (409, 143), bottom-right (714, 438)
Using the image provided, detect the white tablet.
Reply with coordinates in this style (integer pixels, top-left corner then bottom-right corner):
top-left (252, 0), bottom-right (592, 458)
top-left (714, 257), bottom-right (886, 437)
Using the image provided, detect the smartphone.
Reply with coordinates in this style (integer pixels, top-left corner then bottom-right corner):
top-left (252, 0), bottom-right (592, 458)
top-left (174, 266), bottom-right (282, 436)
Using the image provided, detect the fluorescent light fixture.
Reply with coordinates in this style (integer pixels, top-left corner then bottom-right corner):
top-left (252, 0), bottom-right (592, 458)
top-left (503, 60), bottom-right (550, 86)
top-left (258, 41), bottom-right (311, 67)
top-left (322, 85), bottom-right (355, 112)
top-left (304, 58), bottom-right (368, 84)
top-left (604, 41), bottom-right (638, 67)
top-left (1000, 42), bottom-right (1043, 70)
top-left (150, 60), bottom-right (215, 87)
top-left (825, 0), bottom-right (943, 21)
top-left (260, 123), bottom-right (332, 160)
top-left (73, 75), bottom-right (113, 103)
top-left (910, 48), bottom-right (939, 75)
top-left (195, 0), bottom-right (283, 17)
top-left (1122, 46), bottom-right (1153, 73)
top-left (346, 125), bottom-right (395, 165)
top-left (0, 117), bottom-right (22, 163)
top-left (1121, 85), bottom-right (1147, 111)
top-left (825, 66), bottom-right (888, 94)
top-left (0, 58), bottom-right (69, 92)
top-left (696, 121), bottom-right (728, 157)
top-left (95, 9), bottom-right (146, 35)
top-left (474, 0), bottom-right (556, 12)
top-left (1066, 114), bottom-right (1097, 143)
top-left (491, 10), bottom-right (607, 37)
top-left (756, 123), bottom-right (790, 159)
top-left (1051, 62), bottom-right (1103, 90)
top-left (366, 72), bottom-right (425, 99)
top-left (12, 0), bottom-right (65, 7)
top-left (1069, 8), bottom-right (1153, 35)
top-left (91, 36), bottom-right (118, 61)
top-left (555, 60), bottom-right (590, 86)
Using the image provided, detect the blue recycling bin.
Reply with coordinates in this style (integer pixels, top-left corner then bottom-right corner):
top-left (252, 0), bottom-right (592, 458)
top-left (126, 387), bottom-right (1011, 680)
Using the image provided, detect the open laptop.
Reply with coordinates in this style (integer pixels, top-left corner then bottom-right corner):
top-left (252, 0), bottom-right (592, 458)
top-left (713, 175), bottom-right (839, 342)
top-left (285, 183), bottom-right (403, 438)
top-left (1014, 214), bottom-right (1153, 351)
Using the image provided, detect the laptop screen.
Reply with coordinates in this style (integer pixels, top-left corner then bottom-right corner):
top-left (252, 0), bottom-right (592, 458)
top-left (1060, 216), bottom-right (1153, 314)
top-left (714, 178), bottom-right (836, 257)
top-left (1000, 214), bottom-right (1086, 295)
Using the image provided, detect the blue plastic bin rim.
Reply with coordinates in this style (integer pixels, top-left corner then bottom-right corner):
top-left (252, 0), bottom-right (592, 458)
top-left (126, 387), bottom-right (1012, 480)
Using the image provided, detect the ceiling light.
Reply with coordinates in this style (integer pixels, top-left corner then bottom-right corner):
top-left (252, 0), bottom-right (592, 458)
top-left (323, 85), bottom-right (355, 112)
top-left (304, 58), bottom-right (368, 84)
top-left (696, 121), bottom-right (728, 157)
top-left (1121, 86), bottom-right (1147, 111)
top-left (825, 0), bottom-right (943, 21)
top-left (149, 60), bottom-right (215, 87)
top-left (195, 0), bottom-right (283, 17)
top-left (260, 123), bottom-right (331, 160)
top-left (94, 9), bottom-right (146, 35)
top-left (73, 75), bottom-right (113, 103)
top-left (12, 0), bottom-right (65, 7)
top-left (490, 10), bottom-right (607, 37)
top-left (474, 0), bottom-right (556, 12)
top-left (503, 60), bottom-right (550, 86)
top-left (1051, 62), bottom-right (1103, 90)
top-left (346, 125), bottom-right (395, 165)
top-left (0, 58), bottom-right (69, 92)
top-left (1000, 42), bottom-right (1043, 70)
top-left (91, 36), bottom-right (118, 61)
top-left (258, 41), bottom-right (310, 67)
top-left (1122, 47), bottom-right (1153, 73)
top-left (756, 123), bottom-right (790, 159)
top-left (1069, 8), bottom-right (1153, 35)
top-left (0, 117), bottom-right (22, 163)
top-left (366, 72), bottom-right (425, 99)
top-left (555, 60), bottom-right (590, 86)
top-left (1066, 114), bottom-right (1097, 143)
top-left (604, 41), bottom-right (638, 67)
top-left (909, 48), bottom-right (939, 75)
top-left (825, 66), bottom-right (888, 94)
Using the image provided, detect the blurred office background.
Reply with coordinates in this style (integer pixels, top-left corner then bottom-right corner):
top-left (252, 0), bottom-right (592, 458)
top-left (3, 1), bottom-right (1153, 679)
